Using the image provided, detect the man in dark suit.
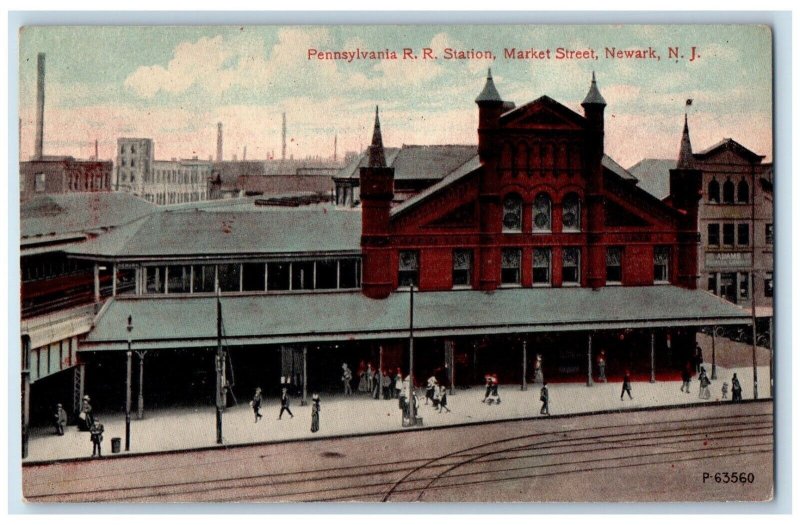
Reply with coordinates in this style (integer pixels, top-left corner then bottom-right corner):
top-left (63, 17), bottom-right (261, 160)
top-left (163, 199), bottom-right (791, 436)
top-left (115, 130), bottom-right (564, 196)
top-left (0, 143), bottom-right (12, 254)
top-left (539, 383), bottom-right (550, 416)
top-left (278, 387), bottom-right (294, 419)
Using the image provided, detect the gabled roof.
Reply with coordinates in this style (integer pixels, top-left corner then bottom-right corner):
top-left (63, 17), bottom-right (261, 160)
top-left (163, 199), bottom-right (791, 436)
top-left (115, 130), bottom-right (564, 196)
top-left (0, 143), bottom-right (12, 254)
top-left (336, 145), bottom-right (476, 181)
top-left (391, 154), bottom-right (482, 217)
top-left (21, 192), bottom-right (156, 240)
top-left (627, 159), bottom-right (676, 200)
top-left (602, 154), bottom-right (638, 182)
top-left (693, 138), bottom-right (766, 163)
top-left (499, 95), bottom-right (587, 128)
top-left (65, 205), bottom-right (361, 259)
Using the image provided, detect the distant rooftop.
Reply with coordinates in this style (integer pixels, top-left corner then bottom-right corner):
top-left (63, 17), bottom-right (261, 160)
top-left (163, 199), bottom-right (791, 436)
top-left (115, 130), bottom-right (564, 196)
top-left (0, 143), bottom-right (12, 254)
top-left (21, 192), bottom-right (156, 240)
top-left (337, 144), bottom-right (477, 181)
top-left (628, 158), bottom-right (676, 200)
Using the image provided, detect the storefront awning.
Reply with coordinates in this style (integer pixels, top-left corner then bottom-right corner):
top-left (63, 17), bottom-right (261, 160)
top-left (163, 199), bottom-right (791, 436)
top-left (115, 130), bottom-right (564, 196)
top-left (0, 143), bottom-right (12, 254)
top-left (79, 286), bottom-right (752, 352)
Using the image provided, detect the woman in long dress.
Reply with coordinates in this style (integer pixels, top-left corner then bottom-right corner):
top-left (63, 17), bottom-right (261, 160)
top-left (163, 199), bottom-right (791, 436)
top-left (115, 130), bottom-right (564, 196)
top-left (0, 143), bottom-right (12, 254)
top-left (310, 394), bottom-right (320, 433)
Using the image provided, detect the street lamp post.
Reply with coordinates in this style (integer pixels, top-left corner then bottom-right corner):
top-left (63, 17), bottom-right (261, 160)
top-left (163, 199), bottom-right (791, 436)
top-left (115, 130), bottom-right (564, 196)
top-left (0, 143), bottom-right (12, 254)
top-left (215, 288), bottom-right (224, 444)
top-left (710, 326), bottom-right (719, 380)
top-left (407, 284), bottom-right (417, 427)
top-left (125, 315), bottom-right (133, 451)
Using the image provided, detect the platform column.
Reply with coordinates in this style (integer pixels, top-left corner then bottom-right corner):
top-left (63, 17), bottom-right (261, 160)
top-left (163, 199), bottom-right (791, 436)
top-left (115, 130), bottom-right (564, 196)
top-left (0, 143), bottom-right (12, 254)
top-left (521, 339), bottom-right (528, 391)
top-left (137, 351), bottom-right (147, 419)
top-left (649, 331), bottom-right (656, 383)
top-left (587, 334), bottom-right (594, 387)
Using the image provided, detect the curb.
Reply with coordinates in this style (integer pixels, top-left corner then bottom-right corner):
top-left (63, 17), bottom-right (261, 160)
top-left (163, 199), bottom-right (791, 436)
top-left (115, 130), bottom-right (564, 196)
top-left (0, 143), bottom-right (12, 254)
top-left (22, 398), bottom-right (772, 468)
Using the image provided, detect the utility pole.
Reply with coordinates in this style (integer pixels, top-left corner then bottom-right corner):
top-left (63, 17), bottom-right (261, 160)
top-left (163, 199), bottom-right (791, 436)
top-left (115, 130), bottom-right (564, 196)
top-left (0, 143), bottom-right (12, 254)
top-left (216, 288), bottom-right (224, 444)
top-left (408, 285), bottom-right (417, 426)
top-left (750, 163), bottom-right (758, 399)
top-left (125, 315), bottom-right (133, 451)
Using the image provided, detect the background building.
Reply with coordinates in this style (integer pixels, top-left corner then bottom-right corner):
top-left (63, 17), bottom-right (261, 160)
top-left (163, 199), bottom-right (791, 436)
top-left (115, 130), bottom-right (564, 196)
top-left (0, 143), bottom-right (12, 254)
top-left (116, 137), bottom-right (212, 204)
top-left (630, 127), bottom-right (773, 314)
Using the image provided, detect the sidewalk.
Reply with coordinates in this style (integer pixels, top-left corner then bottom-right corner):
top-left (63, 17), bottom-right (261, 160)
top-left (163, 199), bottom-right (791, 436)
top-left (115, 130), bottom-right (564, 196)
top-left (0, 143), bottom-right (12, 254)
top-left (24, 364), bottom-right (771, 463)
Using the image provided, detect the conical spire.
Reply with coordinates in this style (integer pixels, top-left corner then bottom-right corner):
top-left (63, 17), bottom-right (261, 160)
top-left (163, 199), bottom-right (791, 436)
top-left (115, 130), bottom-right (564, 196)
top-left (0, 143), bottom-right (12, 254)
top-left (368, 106), bottom-right (386, 167)
top-left (581, 71), bottom-right (607, 106)
top-left (677, 113), bottom-right (694, 169)
top-left (475, 68), bottom-right (503, 104)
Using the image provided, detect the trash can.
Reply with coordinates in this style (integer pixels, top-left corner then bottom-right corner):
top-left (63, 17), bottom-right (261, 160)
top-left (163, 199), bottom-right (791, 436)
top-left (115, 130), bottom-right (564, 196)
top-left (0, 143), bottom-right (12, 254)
top-left (111, 437), bottom-right (121, 454)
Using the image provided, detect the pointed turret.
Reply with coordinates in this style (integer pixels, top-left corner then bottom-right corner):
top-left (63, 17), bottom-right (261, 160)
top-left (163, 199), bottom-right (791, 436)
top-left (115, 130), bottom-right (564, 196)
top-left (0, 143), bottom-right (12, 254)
top-left (677, 113), bottom-right (694, 169)
top-left (669, 113), bottom-right (702, 290)
top-left (475, 68), bottom-right (503, 104)
top-left (360, 107), bottom-right (395, 299)
top-left (476, 69), bottom-right (505, 160)
top-left (581, 71), bottom-right (607, 107)
top-left (368, 106), bottom-right (386, 167)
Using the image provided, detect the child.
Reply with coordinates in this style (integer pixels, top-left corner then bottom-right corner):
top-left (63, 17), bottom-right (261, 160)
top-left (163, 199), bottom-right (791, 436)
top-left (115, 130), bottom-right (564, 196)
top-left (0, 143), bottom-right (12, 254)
top-left (721, 381), bottom-right (729, 400)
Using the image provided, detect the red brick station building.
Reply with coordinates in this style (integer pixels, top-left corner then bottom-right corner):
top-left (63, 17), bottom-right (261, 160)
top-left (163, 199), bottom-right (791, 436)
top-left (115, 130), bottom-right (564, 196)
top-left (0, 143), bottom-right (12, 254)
top-left (22, 72), bottom-right (748, 423)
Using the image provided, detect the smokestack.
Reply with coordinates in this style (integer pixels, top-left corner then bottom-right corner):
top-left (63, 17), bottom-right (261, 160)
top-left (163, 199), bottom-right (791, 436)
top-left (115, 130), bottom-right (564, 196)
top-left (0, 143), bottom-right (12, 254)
top-left (94, 139), bottom-right (99, 160)
top-left (334, 133), bottom-right (338, 161)
top-left (35, 53), bottom-right (45, 160)
top-left (216, 122), bottom-right (223, 162)
top-left (243, 145), bottom-right (247, 161)
top-left (282, 113), bottom-right (287, 161)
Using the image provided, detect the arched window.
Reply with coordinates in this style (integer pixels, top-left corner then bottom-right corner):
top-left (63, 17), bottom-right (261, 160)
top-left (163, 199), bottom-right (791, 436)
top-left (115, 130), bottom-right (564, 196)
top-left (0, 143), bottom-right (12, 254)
top-left (708, 179), bottom-right (720, 203)
top-left (722, 179), bottom-right (735, 204)
top-left (562, 193), bottom-right (581, 232)
top-left (502, 194), bottom-right (522, 232)
top-left (737, 180), bottom-right (749, 203)
top-left (533, 193), bottom-right (551, 232)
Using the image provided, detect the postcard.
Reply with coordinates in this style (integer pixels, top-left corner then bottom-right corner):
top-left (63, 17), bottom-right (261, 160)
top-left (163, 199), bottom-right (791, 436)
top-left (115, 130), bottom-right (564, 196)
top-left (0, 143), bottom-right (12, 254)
top-left (18, 23), bottom-right (773, 503)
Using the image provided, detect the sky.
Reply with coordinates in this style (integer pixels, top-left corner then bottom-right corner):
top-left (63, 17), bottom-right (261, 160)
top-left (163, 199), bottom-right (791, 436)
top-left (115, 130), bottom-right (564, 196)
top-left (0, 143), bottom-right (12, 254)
top-left (18, 24), bottom-right (773, 168)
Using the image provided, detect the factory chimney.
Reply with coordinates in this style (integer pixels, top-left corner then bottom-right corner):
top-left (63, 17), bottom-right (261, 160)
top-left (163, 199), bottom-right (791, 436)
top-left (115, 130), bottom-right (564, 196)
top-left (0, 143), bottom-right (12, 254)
top-left (34, 53), bottom-right (45, 160)
top-left (216, 122), bottom-right (223, 162)
top-left (94, 139), bottom-right (99, 160)
top-left (334, 133), bottom-right (338, 161)
top-left (242, 145), bottom-right (247, 161)
top-left (282, 112), bottom-right (287, 161)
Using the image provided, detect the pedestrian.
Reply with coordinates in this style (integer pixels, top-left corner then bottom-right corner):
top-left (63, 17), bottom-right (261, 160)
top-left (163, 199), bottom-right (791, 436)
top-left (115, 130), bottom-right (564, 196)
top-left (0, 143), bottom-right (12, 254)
top-left (694, 343), bottom-right (704, 374)
top-left (491, 374), bottom-right (501, 404)
top-left (278, 387), bottom-right (294, 419)
top-left (533, 354), bottom-right (544, 384)
top-left (382, 369), bottom-right (392, 400)
top-left (597, 351), bottom-right (607, 383)
top-left (438, 385), bottom-right (451, 413)
top-left (78, 395), bottom-right (93, 431)
top-left (721, 381), bottom-right (729, 400)
top-left (731, 373), bottom-right (743, 402)
top-left (366, 363), bottom-right (375, 393)
top-left (341, 363), bottom-right (353, 396)
top-left (425, 374), bottom-right (438, 405)
top-left (620, 372), bottom-right (633, 400)
top-left (310, 394), bottom-right (321, 433)
top-left (539, 382), bottom-right (550, 416)
top-left (680, 366), bottom-right (692, 394)
top-left (372, 367), bottom-right (381, 399)
top-left (89, 418), bottom-right (104, 457)
top-left (251, 387), bottom-right (263, 423)
top-left (482, 375), bottom-right (492, 403)
top-left (698, 367), bottom-right (711, 400)
top-left (53, 403), bottom-right (67, 436)
top-left (394, 369), bottom-right (403, 399)
top-left (357, 360), bottom-right (368, 393)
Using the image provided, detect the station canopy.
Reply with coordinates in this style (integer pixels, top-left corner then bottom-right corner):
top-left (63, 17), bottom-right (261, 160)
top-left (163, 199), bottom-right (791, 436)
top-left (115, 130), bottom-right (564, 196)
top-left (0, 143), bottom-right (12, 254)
top-left (80, 286), bottom-right (751, 352)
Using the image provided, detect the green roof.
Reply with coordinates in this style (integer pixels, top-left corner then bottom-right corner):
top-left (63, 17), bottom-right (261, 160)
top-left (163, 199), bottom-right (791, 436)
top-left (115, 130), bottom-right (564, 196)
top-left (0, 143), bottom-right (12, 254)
top-left (65, 205), bottom-right (361, 260)
top-left (81, 286), bottom-right (750, 351)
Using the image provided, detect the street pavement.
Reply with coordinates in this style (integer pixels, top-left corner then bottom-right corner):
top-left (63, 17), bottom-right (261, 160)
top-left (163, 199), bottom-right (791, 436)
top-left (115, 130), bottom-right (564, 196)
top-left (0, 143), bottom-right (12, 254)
top-left (24, 364), bottom-right (771, 463)
top-left (23, 401), bottom-right (773, 503)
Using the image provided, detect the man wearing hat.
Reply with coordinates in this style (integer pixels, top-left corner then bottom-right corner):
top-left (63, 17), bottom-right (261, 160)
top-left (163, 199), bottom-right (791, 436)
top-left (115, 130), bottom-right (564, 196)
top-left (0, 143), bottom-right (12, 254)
top-left (90, 418), bottom-right (104, 457)
top-left (79, 395), bottom-right (94, 431)
top-left (53, 403), bottom-right (67, 435)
